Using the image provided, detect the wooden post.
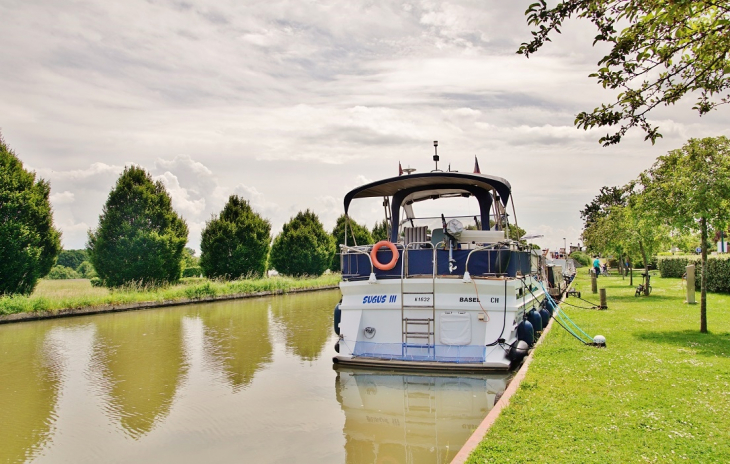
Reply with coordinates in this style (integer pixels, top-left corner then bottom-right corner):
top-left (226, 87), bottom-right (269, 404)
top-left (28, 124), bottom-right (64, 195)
top-left (686, 264), bottom-right (696, 304)
top-left (591, 270), bottom-right (598, 294)
top-left (599, 288), bottom-right (607, 309)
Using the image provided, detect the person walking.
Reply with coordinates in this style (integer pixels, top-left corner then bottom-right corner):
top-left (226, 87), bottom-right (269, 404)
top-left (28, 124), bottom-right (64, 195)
top-left (593, 257), bottom-right (601, 278)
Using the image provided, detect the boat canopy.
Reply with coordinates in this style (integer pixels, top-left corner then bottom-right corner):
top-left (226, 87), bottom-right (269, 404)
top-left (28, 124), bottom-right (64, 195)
top-left (343, 172), bottom-right (512, 241)
top-left (343, 172), bottom-right (511, 213)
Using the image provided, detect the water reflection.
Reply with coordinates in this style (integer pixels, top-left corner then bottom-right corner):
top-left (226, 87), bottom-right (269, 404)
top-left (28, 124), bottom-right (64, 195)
top-left (0, 290), bottom-right (508, 464)
top-left (90, 309), bottom-right (188, 439)
top-left (0, 324), bottom-right (61, 464)
top-left (199, 299), bottom-right (273, 391)
top-left (271, 292), bottom-right (332, 361)
top-left (335, 368), bottom-right (510, 464)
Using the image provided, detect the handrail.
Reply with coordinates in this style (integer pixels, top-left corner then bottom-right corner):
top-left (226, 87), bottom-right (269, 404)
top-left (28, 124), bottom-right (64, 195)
top-left (462, 242), bottom-right (510, 281)
top-left (339, 244), bottom-right (375, 275)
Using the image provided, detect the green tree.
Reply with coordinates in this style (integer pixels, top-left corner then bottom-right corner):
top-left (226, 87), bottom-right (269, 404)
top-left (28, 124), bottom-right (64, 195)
top-left (642, 137), bottom-right (730, 332)
top-left (612, 195), bottom-right (667, 292)
top-left (582, 183), bottom-right (669, 288)
top-left (508, 223), bottom-right (527, 243)
top-left (331, 215), bottom-right (373, 272)
top-left (57, 249), bottom-right (89, 270)
top-left (520, 1), bottom-right (730, 145)
top-left (88, 166), bottom-right (188, 287)
top-left (270, 210), bottom-right (335, 277)
top-left (200, 195), bottom-right (271, 279)
top-left (371, 219), bottom-right (389, 242)
top-left (580, 186), bottom-right (627, 229)
top-left (181, 247), bottom-right (199, 269)
top-left (76, 261), bottom-right (96, 279)
top-left (669, 231), bottom-right (701, 255)
top-left (0, 135), bottom-right (61, 295)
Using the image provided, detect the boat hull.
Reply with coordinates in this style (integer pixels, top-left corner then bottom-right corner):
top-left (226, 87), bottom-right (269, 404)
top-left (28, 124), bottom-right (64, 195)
top-left (334, 276), bottom-right (545, 371)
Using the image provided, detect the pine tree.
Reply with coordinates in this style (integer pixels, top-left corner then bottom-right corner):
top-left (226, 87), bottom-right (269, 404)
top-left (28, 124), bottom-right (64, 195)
top-left (0, 135), bottom-right (62, 295)
top-left (270, 210), bottom-right (334, 277)
top-left (371, 219), bottom-right (389, 242)
top-left (88, 166), bottom-right (188, 287)
top-left (200, 195), bottom-right (271, 279)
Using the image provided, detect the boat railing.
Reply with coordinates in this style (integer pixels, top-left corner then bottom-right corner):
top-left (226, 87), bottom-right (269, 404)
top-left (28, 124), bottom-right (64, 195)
top-left (462, 241), bottom-right (512, 280)
top-left (340, 240), bottom-right (531, 280)
top-left (339, 244), bottom-right (375, 276)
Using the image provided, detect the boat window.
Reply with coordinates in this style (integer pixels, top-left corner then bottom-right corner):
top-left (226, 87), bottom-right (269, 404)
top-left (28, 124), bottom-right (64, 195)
top-left (345, 197), bottom-right (389, 239)
top-left (398, 196), bottom-right (482, 239)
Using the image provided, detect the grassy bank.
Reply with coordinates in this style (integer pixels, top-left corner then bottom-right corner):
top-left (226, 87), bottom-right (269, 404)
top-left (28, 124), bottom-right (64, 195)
top-left (0, 274), bottom-right (341, 315)
top-left (467, 272), bottom-right (730, 463)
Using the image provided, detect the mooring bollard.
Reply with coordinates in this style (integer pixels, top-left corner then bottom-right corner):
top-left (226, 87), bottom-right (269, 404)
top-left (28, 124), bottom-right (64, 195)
top-left (599, 288), bottom-right (607, 309)
top-left (686, 264), bottom-right (696, 304)
top-left (591, 271), bottom-right (598, 294)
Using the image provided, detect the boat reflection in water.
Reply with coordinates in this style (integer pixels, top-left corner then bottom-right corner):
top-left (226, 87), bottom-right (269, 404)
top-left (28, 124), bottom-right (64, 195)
top-left (335, 368), bottom-right (511, 464)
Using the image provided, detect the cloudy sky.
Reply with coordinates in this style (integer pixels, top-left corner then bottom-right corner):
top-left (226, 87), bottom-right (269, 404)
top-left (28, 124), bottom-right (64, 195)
top-left (2, 0), bottom-right (729, 252)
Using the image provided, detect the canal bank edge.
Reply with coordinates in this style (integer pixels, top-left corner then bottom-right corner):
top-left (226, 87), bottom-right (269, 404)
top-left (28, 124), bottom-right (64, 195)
top-left (450, 283), bottom-right (572, 464)
top-left (0, 285), bottom-right (339, 324)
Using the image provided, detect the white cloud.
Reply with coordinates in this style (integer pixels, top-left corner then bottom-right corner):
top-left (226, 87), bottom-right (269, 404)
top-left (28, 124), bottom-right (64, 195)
top-left (50, 191), bottom-right (75, 205)
top-left (154, 171), bottom-right (207, 217)
top-left (1, 0), bottom-right (729, 256)
top-left (356, 175), bottom-right (372, 185)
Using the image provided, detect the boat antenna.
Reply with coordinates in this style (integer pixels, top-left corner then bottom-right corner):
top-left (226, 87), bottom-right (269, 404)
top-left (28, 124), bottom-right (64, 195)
top-left (432, 140), bottom-right (441, 172)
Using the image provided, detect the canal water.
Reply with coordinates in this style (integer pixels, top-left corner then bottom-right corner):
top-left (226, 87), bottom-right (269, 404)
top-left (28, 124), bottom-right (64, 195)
top-left (0, 290), bottom-right (511, 464)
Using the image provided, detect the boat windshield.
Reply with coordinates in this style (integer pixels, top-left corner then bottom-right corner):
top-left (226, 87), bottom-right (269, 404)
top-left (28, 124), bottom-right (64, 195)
top-left (397, 194), bottom-right (507, 238)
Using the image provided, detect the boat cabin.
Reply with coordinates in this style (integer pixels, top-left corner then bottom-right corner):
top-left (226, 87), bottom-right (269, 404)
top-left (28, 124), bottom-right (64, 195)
top-left (340, 172), bottom-right (532, 281)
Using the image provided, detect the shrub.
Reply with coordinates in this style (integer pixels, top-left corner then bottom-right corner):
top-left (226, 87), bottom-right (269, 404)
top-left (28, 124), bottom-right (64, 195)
top-left (569, 251), bottom-right (591, 267)
top-left (658, 256), bottom-right (696, 278)
top-left (182, 267), bottom-right (202, 278)
top-left (634, 256), bottom-right (658, 270)
top-left (0, 135), bottom-right (62, 295)
top-left (270, 210), bottom-right (335, 277)
top-left (47, 265), bottom-right (81, 280)
top-left (90, 277), bottom-right (103, 287)
top-left (87, 166), bottom-right (188, 287)
top-left (658, 255), bottom-right (730, 293)
top-left (331, 215), bottom-right (373, 271)
top-left (200, 195), bottom-right (271, 279)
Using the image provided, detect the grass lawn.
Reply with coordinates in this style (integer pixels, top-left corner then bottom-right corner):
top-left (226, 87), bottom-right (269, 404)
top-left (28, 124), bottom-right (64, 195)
top-left (467, 271), bottom-right (730, 463)
top-left (0, 274), bottom-right (341, 315)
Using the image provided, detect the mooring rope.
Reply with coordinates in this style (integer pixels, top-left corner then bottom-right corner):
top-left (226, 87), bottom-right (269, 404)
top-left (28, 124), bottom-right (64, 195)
top-left (537, 281), bottom-right (594, 345)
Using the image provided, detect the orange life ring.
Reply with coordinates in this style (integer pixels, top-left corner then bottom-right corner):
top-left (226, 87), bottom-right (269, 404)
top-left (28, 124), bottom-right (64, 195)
top-left (370, 241), bottom-right (399, 271)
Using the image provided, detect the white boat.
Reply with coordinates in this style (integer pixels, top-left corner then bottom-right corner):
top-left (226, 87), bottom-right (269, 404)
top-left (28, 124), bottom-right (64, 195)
top-left (333, 168), bottom-right (552, 371)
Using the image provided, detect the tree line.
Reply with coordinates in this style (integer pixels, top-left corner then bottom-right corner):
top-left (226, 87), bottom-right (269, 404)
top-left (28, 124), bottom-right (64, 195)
top-left (581, 137), bottom-right (730, 333)
top-left (0, 135), bottom-right (399, 296)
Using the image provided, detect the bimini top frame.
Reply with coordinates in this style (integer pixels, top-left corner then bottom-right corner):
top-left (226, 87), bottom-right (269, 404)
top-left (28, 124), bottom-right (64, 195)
top-left (343, 172), bottom-right (513, 243)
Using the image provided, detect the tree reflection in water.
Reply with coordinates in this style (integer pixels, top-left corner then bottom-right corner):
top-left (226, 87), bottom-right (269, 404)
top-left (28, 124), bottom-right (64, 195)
top-left (0, 323), bottom-right (61, 463)
top-left (90, 309), bottom-right (188, 439)
top-left (270, 291), bottom-right (332, 361)
top-left (199, 299), bottom-right (272, 392)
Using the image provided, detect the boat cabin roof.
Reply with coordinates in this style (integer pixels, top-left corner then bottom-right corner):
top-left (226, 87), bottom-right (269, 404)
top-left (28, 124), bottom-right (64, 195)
top-left (343, 172), bottom-right (512, 213)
